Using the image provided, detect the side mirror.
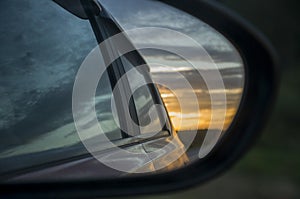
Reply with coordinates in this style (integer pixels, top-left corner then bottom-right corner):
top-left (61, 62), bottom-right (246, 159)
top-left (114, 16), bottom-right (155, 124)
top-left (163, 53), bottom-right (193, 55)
top-left (1, 0), bottom-right (278, 198)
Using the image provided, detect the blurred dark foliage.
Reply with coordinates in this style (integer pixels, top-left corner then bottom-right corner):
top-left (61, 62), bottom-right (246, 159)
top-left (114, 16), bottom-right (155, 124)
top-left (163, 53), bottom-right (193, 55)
top-left (128, 1), bottom-right (300, 199)
top-left (223, 0), bottom-right (300, 182)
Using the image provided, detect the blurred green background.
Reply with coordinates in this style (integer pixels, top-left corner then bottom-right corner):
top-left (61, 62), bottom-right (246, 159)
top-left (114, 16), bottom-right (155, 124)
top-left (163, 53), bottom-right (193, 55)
top-left (122, 1), bottom-right (300, 198)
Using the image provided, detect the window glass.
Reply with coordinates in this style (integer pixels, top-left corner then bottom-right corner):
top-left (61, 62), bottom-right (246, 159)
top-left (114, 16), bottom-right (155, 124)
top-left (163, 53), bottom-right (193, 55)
top-left (0, 0), bottom-right (122, 174)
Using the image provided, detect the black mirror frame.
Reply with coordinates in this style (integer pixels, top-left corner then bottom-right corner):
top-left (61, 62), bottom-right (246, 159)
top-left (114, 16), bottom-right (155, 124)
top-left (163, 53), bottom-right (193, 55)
top-left (1, 0), bottom-right (279, 198)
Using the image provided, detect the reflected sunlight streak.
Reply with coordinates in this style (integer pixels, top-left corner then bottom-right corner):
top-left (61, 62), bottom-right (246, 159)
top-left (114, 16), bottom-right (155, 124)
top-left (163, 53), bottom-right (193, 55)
top-left (156, 78), bottom-right (243, 132)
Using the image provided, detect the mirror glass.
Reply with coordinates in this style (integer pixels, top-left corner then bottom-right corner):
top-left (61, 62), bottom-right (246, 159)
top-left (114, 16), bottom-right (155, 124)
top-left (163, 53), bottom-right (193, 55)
top-left (0, 0), bottom-right (244, 182)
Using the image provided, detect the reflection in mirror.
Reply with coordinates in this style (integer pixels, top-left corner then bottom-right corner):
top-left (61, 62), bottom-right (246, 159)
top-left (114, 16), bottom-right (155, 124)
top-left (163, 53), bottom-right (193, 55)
top-left (101, 0), bottom-right (244, 163)
top-left (0, 0), bottom-right (244, 182)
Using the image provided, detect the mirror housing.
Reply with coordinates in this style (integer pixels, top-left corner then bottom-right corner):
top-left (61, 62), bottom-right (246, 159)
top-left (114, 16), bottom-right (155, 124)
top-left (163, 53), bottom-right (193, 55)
top-left (1, 0), bottom-right (278, 198)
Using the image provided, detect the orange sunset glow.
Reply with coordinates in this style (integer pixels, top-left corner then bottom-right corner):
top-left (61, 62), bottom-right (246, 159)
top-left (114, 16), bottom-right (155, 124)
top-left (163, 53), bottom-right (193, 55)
top-left (152, 67), bottom-right (243, 131)
top-left (156, 85), bottom-right (243, 132)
